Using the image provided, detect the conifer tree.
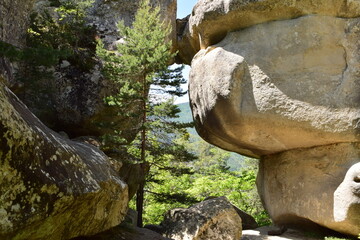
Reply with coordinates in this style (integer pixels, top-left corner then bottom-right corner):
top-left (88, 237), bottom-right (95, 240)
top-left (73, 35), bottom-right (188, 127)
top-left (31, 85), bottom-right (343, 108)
top-left (97, 0), bottom-right (194, 227)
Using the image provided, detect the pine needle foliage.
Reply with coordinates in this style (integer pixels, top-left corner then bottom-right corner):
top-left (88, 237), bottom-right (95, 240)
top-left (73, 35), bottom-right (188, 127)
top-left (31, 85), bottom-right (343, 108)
top-left (97, 0), bottom-right (192, 227)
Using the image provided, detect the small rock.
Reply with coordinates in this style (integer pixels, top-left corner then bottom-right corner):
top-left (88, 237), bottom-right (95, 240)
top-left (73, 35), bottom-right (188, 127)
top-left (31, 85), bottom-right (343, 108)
top-left (161, 196), bottom-right (242, 240)
top-left (60, 60), bottom-right (71, 68)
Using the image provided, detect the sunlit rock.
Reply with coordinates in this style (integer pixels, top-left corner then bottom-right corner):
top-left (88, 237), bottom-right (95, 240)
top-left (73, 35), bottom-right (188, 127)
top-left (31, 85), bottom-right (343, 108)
top-left (0, 80), bottom-right (129, 240)
top-left (161, 197), bottom-right (242, 240)
top-left (188, 0), bottom-right (360, 236)
top-left (257, 143), bottom-right (360, 236)
top-left (176, 0), bottom-right (360, 64)
top-left (190, 15), bottom-right (360, 158)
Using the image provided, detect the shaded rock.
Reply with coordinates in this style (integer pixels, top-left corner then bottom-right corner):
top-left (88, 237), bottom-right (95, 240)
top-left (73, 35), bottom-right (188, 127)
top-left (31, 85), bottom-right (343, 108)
top-left (257, 143), bottom-right (360, 236)
top-left (0, 0), bottom-right (35, 85)
top-left (205, 196), bottom-right (258, 230)
top-left (189, 15), bottom-right (360, 158)
top-left (0, 79), bottom-right (128, 239)
top-left (119, 162), bottom-right (149, 200)
top-left (90, 0), bottom-right (177, 50)
top-left (144, 224), bottom-right (164, 234)
top-left (233, 205), bottom-right (258, 230)
top-left (161, 196), bottom-right (242, 240)
top-left (72, 223), bottom-right (172, 240)
top-left (242, 226), bottom-right (323, 240)
top-left (8, 0), bottom-right (177, 139)
top-left (123, 208), bottom-right (138, 227)
top-left (177, 0), bottom-right (360, 63)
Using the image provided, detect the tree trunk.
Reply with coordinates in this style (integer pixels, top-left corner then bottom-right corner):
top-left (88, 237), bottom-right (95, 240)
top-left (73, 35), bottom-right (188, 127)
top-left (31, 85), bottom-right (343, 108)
top-left (136, 180), bottom-right (145, 227)
top-left (136, 73), bottom-right (147, 227)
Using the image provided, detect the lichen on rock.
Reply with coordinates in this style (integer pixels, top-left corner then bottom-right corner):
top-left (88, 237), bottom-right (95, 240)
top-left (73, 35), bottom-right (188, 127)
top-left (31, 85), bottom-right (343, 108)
top-left (0, 79), bottom-right (129, 240)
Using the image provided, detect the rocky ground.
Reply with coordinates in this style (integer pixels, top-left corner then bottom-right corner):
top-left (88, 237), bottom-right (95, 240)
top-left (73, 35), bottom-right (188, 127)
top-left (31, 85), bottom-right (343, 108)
top-left (242, 227), bottom-right (348, 240)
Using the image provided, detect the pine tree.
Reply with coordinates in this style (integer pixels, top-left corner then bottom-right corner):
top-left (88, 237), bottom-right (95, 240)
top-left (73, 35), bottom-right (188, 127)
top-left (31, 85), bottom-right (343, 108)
top-left (97, 0), bottom-right (194, 227)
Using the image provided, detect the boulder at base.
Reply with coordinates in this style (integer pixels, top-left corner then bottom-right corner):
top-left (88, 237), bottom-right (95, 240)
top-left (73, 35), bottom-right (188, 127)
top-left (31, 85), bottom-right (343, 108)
top-left (0, 80), bottom-right (129, 240)
top-left (257, 143), bottom-right (360, 236)
top-left (161, 197), bottom-right (242, 240)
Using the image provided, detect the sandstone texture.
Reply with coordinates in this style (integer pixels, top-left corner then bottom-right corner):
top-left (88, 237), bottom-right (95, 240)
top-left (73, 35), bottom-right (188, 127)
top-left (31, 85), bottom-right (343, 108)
top-left (190, 15), bottom-right (360, 158)
top-left (161, 197), bottom-right (242, 240)
top-left (187, 0), bottom-right (360, 237)
top-left (257, 143), bottom-right (360, 236)
top-left (177, 0), bottom-right (360, 64)
top-left (242, 227), bottom-right (323, 240)
top-left (0, 80), bottom-right (129, 239)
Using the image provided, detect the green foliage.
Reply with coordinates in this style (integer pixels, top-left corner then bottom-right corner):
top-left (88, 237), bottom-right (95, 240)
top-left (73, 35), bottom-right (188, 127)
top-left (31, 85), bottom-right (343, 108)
top-left (324, 237), bottom-right (354, 240)
top-left (175, 102), bottom-right (246, 171)
top-left (97, 0), bottom-right (192, 227)
top-left (97, 0), bottom-right (270, 228)
top-left (141, 135), bottom-right (271, 226)
top-left (0, 40), bottom-right (69, 67)
top-left (96, 0), bottom-right (178, 110)
top-left (0, 0), bottom-right (96, 99)
top-left (27, 0), bottom-right (96, 70)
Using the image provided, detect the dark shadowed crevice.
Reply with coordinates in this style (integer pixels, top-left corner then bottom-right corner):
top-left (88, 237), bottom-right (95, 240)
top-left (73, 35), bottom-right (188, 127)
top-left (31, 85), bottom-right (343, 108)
top-left (0, 122), bottom-right (10, 163)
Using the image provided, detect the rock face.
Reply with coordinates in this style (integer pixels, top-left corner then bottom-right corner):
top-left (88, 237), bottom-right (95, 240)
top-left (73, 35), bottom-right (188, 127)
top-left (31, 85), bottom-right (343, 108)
top-left (190, 15), bottom-right (360, 158)
top-left (8, 0), bottom-right (177, 138)
top-left (242, 226), bottom-right (323, 240)
top-left (257, 143), bottom-right (360, 236)
top-left (0, 80), bottom-right (129, 239)
top-left (232, 205), bottom-right (258, 230)
top-left (161, 197), bottom-right (242, 240)
top-left (90, 0), bottom-right (177, 49)
top-left (0, 0), bottom-right (35, 85)
top-left (72, 224), bottom-right (172, 240)
top-left (186, 0), bottom-right (360, 236)
top-left (177, 0), bottom-right (360, 64)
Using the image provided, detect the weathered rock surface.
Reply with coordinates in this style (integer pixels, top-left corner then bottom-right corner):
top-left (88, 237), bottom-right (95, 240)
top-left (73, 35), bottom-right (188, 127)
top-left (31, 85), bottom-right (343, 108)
top-left (90, 0), bottom-right (177, 49)
top-left (0, 79), bottom-right (129, 239)
top-left (161, 197), bottom-right (242, 240)
top-left (188, 0), bottom-right (360, 237)
top-left (257, 143), bottom-right (360, 236)
top-left (72, 224), bottom-right (172, 240)
top-left (0, 0), bottom-right (35, 85)
top-left (190, 15), bottom-right (360, 158)
top-left (242, 226), bottom-right (323, 240)
top-left (233, 205), bottom-right (258, 230)
top-left (177, 0), bottom-right (360, 64)
top-left (5, 0), bottom-right (177, 138)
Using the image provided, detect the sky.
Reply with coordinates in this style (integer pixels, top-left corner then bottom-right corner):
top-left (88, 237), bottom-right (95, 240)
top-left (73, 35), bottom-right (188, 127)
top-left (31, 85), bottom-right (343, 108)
top-left (174, 0), bottom-right (198, 104)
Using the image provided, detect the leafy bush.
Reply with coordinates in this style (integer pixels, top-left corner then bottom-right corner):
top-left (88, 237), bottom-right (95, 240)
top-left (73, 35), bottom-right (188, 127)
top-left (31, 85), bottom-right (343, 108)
top-left (140, 138), bottom-right (271, 226)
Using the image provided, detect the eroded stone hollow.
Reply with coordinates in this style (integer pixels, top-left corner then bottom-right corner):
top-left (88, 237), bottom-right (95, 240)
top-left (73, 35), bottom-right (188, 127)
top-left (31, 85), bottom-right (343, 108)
top-left (185, 0), bottom-right (360, 236)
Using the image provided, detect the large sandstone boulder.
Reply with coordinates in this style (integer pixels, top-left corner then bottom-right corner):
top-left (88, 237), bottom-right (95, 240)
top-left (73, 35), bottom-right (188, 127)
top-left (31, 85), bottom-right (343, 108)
top-left (190, 15), bottom-right (360, 158)
top-left (257, 143), bottom-right (360, 236)
top-left (0, 79), bottom-right (129, 239)
top-left (177, 0), bottom-right (360, 64)
top-left (161, 197), bottom-right (242, 240)
top-left (187, 0), bottom-right (360, 237)
top-left (242, 226), bottom-right (323, 240)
